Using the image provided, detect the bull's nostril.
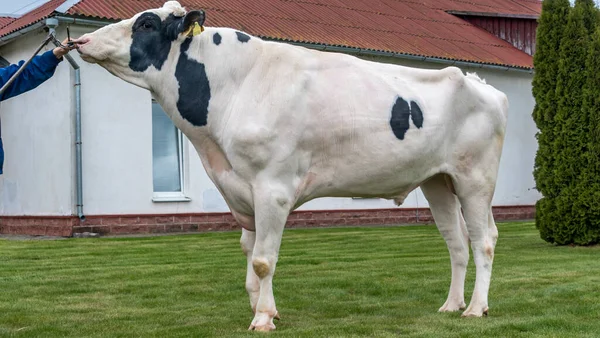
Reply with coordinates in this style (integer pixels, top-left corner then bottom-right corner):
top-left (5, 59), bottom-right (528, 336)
top-left (72, 37), bottom-right (91, 46)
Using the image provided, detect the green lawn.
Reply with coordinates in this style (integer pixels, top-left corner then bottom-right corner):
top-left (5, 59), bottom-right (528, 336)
top-left (0, 222), bottom-right (599, 337)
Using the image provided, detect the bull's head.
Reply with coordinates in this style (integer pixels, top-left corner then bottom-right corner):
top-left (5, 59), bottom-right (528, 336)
top-left (76, 1), bottom-right (205, 89)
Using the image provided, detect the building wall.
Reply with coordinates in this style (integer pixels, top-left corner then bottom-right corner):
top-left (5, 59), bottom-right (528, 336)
top-left (0, 25), bottom-right (541, 217)
top-left (0, 27), bottom-right (74, 216)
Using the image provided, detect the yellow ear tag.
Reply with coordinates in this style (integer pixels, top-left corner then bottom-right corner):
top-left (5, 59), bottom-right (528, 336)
top-left (184, 22), bottom-right (204, 37)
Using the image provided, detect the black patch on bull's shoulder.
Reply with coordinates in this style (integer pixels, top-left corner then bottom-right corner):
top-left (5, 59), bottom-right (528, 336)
top-left (175, 38), bottom-right (211, 127)
top-left (410, 101), bottom-right (424, 128)
top-left (236, 31), bottom-right (251, 43)
top-left (129, 13), bottom-right (182, 72)
top-left (389, 97), bottom-right (424, 140)
top-left (213, 32), bottom-right (222, 46)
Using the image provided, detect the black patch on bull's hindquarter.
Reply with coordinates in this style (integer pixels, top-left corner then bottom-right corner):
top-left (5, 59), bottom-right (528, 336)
top-left (129, 13), bottom-right (182, 72)
top-left (410, 101), bottom-right (423, 128)
top-left (236, 31), bottom-right (251, 43)
top-left (175, 39), bottom-right (211, 127)
top-left (213, 32), bottom-right (222, 45)
top-left (389, 97), bottom-right (424, 140)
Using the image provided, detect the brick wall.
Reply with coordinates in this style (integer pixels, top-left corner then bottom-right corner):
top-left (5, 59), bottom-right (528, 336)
top-left (0, 205), bottom-right (535, 237)
top-left (0, 217), bottom-right (75, 237)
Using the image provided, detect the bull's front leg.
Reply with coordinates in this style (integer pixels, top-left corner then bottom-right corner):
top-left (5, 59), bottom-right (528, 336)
top-left (240, 228), bottom-right (283, 320)
top-left (240, 229), bottom-right (260, 313)
top-left (247, 185), bottom-right (291, 332)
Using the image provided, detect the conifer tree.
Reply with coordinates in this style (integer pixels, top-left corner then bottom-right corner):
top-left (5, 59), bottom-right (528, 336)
top-left (537, 0), bottom-right (600, 245)
top-left (532, 0), bottom-right (571, 243)
top-left (574, 26), bottom-right (600, 244)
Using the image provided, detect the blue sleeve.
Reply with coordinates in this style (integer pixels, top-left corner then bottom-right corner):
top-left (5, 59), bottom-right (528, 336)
top-left (0, 50), bottom-right (62, 102)
top-left (0, 137), bottom-right (4, 175)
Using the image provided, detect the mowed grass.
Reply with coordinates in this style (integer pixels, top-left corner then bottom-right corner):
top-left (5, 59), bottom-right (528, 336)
top-left (1, 222), bottom-right (599, 337)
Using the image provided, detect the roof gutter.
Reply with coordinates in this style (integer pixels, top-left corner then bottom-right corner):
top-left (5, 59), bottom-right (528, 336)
top-left (53, 15), bottom-right (533, 73)
top-left (284, 41), bottom-right (534, 74)
top-left (0, 21), bottom-right (46, 46)
top-left (53, 15), bottom-right (115, 27)
top-left (0, 15), bottom-right (111, 47)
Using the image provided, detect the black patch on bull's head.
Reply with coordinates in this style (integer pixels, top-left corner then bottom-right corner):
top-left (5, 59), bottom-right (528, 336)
top-left (390, 97), bottom-right (424, 140)
top-left (129, 10), bottom-right (206, 72)
top-left (129, 13), bottom-right (179, 72)
top-left (126, 8), bottom-right (210, 127)
top-left (236, 31), bottom-right (251, 43)
top-left (175, 38), bottom-right (211, 126)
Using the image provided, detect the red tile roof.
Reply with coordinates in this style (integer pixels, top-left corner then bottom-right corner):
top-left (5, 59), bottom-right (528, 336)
top-left (0, 16), bottom-right (16, 29)
top-left (0, 0), bottom-right (66, 38)
top-left (2, 0), bottom-right (542, 69)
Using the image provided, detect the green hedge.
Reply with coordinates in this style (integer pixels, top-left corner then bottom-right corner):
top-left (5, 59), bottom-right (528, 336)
top-left (533, 0), bottom-right (600, 245)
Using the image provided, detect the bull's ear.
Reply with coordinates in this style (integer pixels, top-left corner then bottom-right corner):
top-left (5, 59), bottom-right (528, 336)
top-left (180, 10), bottom-right (206, 37)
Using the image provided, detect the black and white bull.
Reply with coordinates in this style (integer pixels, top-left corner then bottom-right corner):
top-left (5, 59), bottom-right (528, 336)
top-left (75, 1), bottom-right (508, 331)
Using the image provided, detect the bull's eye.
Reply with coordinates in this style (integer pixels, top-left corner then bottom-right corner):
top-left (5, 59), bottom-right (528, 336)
top-left (143, 22), bottom-right (153, 29)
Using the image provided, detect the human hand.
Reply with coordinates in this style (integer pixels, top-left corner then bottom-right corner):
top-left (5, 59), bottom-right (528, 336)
top-left (52, 38), bottom-right (77, 59)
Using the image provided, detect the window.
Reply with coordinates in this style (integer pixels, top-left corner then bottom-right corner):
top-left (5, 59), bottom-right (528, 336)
top-left (151, 101), bottom-right (190, 202)
top-left (0, 55), bottom-right (10, 67)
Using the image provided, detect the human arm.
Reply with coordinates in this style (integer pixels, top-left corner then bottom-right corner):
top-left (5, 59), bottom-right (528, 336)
top-left (0, 39), bottom-right (75, 101)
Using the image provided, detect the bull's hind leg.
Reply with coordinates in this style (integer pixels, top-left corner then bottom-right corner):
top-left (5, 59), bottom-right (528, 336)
top-left (421, 174), bottom-right (469, 312)
top-left (454, 176), bottom-right (499, 317)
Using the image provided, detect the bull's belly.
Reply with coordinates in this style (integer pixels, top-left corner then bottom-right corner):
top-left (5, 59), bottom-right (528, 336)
top-left (193, 123), bottom-right (446, 228)
top-left (295, 157), bottom-right (444, 207)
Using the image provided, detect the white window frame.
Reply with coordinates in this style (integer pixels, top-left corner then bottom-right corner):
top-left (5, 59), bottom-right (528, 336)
top-left (151, 100), bottom-right (191, 203)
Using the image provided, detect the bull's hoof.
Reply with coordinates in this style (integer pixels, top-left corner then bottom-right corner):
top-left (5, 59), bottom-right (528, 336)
top-left (248, 311), bottom-right (278, 332)
top-left (461, 306), bottom-right (488, 317)
top-left (249, 323), bottom-right (276, 332)
top-left (439, 300), bottom-right (467, 312)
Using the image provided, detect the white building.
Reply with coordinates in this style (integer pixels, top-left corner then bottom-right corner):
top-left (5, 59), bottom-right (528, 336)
top-left (0, 0), bottom-right (541, 236)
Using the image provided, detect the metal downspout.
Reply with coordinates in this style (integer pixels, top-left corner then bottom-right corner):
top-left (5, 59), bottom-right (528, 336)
top-left (45, 18), bottom-right (85, 220)
top-left (74, 69), bottom-right (83, 220)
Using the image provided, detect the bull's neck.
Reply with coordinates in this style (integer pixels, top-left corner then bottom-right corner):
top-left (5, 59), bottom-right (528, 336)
top-left (189, 28), bottom-right (262, 92)
top-left (148, 28), bottom-right (263, 139)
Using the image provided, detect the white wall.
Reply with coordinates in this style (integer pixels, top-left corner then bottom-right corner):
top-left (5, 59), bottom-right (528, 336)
top-left (476, 68), bottom-right (541, 206)
top-left (0, 28), bottom-right (74, 215)
top-left (0, 25), bottom-right (541, 216)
